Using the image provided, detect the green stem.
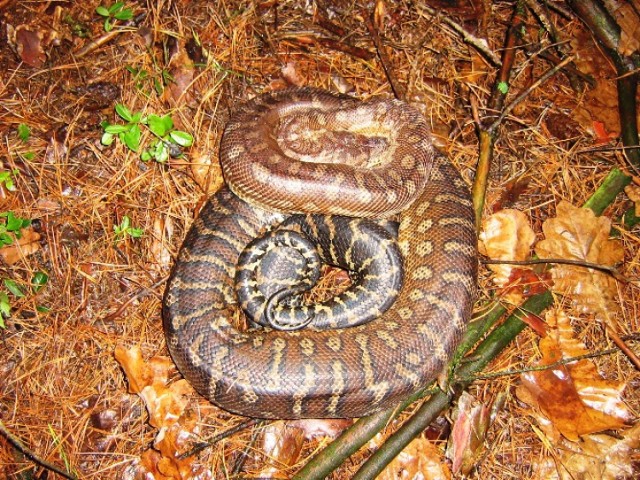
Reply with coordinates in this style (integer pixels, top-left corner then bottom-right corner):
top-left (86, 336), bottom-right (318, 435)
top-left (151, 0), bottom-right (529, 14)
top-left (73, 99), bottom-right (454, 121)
top-left (582, 168), bottom-right (631, 215)
top-left (351, 292), bottom-right (553, 480)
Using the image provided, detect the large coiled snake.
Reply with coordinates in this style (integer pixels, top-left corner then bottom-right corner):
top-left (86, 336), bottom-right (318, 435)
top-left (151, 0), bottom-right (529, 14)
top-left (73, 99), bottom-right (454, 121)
top-left (163, 88), bottom-right (477, 419)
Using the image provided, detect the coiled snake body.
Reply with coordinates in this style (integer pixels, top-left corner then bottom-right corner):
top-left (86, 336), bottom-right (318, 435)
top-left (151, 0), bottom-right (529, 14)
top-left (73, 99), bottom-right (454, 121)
top-left (163, 88), bottom-right (477, 419)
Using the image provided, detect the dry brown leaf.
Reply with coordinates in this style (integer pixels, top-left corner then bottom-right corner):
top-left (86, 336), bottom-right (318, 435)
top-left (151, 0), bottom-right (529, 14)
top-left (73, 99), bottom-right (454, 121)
top-left (608, 1), bottom-right (640, 56)
top-left (519, 310), bottom-right (631, 441)
top-left (258, 422), bottom-right (306, 479)
top-left (0, 227), bottom-right (41, 265)
top-left (479, 209), bottom-right (536, 303)
top-left (445, 392), bottom-right (491, 475)
top-left (624, 183), bottom-right (640, 216)
top-left (151, 216), bottom-right (173, 269)
top-left (533, 423), bottom-right (640, 480)
top-left (379, 436), bottom-right (451, 480)
top-left (535, 201), bottom-right (623, 322)
top-left (189, 152), bottom-right (224, 194)
top-left (115, 345), bottom-right (208, 479)
top-left (12, 25), bottom-right (46, 67)
top-left (571, 29), bottom-right (621, 137)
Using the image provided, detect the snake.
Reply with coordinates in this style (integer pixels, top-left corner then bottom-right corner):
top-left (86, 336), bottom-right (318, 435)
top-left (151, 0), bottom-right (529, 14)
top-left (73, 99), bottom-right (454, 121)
top-left (163, 88), bottom-right (477, 419)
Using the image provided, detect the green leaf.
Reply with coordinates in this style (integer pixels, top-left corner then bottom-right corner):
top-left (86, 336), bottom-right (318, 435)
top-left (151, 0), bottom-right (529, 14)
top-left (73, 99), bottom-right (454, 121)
top-left (0, 233), bottom-right (12, 247)
top-left (169, 130), bottom-right (193, 147)
top-left (31, 271), bottom-right (49, 293)
top-left (108, 1), bottom-right (125, 14)
top-left (114, 9), bottom-right (133, 20)
top-left (36, 305), bottom-right (50, 313)
top-left (140, 150), bottom-right (151, 161)
top-left (104, 18), bottom-right (112, 32)
top-left (155, 143), bottom-right (169, 163)
top-left (121, 126), bottom-right (141, 152)
top-left (17, 123), bottom-right (30, 141)
top-left (22, 152), bottom-right (35, 161)
top-left (104, 124), bottom-right (129, 134)
top-left (153, 77), bottom-right (164, 96)
top-left (128, 226), bottom-right (143, 238)
top-left (0, 292), bottom-right (10, 322)
top-left (95, 5), bottom-right (110, 17)
top-left (497, 81), bottom-right (509, 94)
top-left (5, 212), bottom-right (27, 231)
top-left (147, 114), bottom-right (173, 137)
top-left (4, 279), bottom-right (25, 298)
top-left (115, 103), bottom-right (134, 122)
top-left (101, 132), bottom-right (115, 146)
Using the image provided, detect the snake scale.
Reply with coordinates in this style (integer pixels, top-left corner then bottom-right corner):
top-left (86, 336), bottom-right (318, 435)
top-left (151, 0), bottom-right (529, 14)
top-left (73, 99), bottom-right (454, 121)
top-left (163, 88), bottom-right (477, 419)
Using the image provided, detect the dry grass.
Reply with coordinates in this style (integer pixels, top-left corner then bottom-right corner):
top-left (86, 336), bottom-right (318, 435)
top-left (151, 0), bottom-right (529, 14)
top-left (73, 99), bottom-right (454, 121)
top-left (0, 1), bottom-right (638, 479)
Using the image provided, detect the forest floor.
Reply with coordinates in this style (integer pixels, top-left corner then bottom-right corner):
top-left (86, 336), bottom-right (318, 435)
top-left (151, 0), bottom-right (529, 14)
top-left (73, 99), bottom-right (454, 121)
top-left (0, 1), bottom-right (639, 479)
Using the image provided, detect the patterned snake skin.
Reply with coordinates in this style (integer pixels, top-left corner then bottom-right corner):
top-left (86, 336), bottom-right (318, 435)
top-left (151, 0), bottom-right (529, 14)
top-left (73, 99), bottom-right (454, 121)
top-left (163, 88), bottom-right (477, 419)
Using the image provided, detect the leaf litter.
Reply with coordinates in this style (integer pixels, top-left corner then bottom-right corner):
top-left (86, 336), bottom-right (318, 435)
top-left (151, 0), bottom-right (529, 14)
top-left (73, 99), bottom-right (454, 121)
top-left (0, 1), bottom-right (638, 479)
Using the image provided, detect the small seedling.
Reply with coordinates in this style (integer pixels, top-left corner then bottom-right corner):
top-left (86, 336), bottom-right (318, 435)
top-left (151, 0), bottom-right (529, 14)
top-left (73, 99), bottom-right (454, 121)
top-left (0, 279), bottom-right (25, 328)
top-left (17, 123), bottom-right (30, 142)
top-left (101, 104), bottom-right (193, 163)
top-left (95, 2), bottom-right (133, 32)
top-left (31, 271), bottom-right (49, 293)
top-left (114, 215), bottom-right (143, 241)
top-left (0, 169), bottom-right (19, 191)
top-left (0, 211), bottom-right (32, 248)
top-left (0, 292), bottom-right (9, 327)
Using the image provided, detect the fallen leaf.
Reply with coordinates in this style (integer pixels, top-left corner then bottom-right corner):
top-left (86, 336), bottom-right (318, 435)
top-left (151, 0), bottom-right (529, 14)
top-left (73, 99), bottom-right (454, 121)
top-left (259, 422), bottom-right (306, 479)
top-left (0, 228), bottom-right (41, 265)
top-left (13, 25), bottom-right (46, 67)
top-left (479, 209), bottom-right (536, 303)
top-left (446, 392), bottom-right (491, 475)
top-left (607, 1), bottom-right (640, 56)
top-left (379, 436), bottom-right (452, 480)
top-left (535, 201), bottom-right (623, 322)
top-left (519, 310), bottom-right (631, 441)
top-left (189, 153), bottom-right (224, 194)
top-left (624, 183), bottom-right (640, 217)
top-left (281, 62), bottom-right (305, 87)
top-left (532, 423), bottom-right (640, 480)
top-left (115, 345), bottom-right (209, 479)
top-left (151, 216), bottom-right (173, 269)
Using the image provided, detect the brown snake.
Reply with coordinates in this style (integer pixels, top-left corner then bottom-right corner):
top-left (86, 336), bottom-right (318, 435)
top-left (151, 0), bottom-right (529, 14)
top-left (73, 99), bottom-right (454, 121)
top-left (163, 88), bottom-right (477, 419)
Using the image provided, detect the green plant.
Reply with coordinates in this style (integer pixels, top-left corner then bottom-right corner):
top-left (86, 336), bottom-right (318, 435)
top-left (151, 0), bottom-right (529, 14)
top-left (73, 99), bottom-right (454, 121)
top-left (17, 123), bottom-right (30, 141)
top-left (114, 215), bottom-right (143, 241)
top-left (101, 104), bottom-right (193, 163)
top-left (95, 2), bottom-right (133, 32)
top-left (0, 292), bottom-right (9, 327)
top-left (0, 169), bottom-right (19, 191)
top-left (0, 279), bottom-right (25, 328)
top-left (0, 211), bottom-right (31, 248)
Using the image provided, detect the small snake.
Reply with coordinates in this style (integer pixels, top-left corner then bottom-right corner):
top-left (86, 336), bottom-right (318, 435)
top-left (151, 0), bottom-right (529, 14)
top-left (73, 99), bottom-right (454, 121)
top-left (163, 88), bottom-right (477, 418)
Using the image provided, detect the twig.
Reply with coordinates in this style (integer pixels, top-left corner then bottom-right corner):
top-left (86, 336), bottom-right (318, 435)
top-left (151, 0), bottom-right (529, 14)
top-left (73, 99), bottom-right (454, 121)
top-left (178, 419), bottom-right (262, 459)
top-left (350, 292), bottom-right (554, 480)
top-left (365, 12), bottom-right (405, 100)
top-left (0, 419), bottom-right (77, 480)
top-left (102, 275), bottom-right (168, 321)
top-left (488, 55), bottom-right (574, 133)
top-left (481, 257), bottom-right (632, 284)
top-left (456, 349), bottom-right (619, 381)
top-left (416, 4), bottom-right (502, 67)
top-left (75, 13), bottom-right (147, 58)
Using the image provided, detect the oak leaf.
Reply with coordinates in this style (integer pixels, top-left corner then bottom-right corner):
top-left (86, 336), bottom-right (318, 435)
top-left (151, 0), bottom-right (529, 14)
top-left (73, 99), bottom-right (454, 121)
top-left (535, 201), bottom-right (623, 322)
top-left (445, 392), bottom-right (491, 475)
top-left (532, 423), bottom-right (640, 480)
top-left (479, 209), bottom-right (536, 303)
top-left (519, 310), bottom-right (631, 442)
top-left (378, 436), bottom-right (452, 480)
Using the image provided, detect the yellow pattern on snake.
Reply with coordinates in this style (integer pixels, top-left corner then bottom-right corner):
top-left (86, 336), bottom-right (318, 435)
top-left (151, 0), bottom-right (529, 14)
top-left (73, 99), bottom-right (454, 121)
top-left (163, 88), bottom-right (477, 419)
